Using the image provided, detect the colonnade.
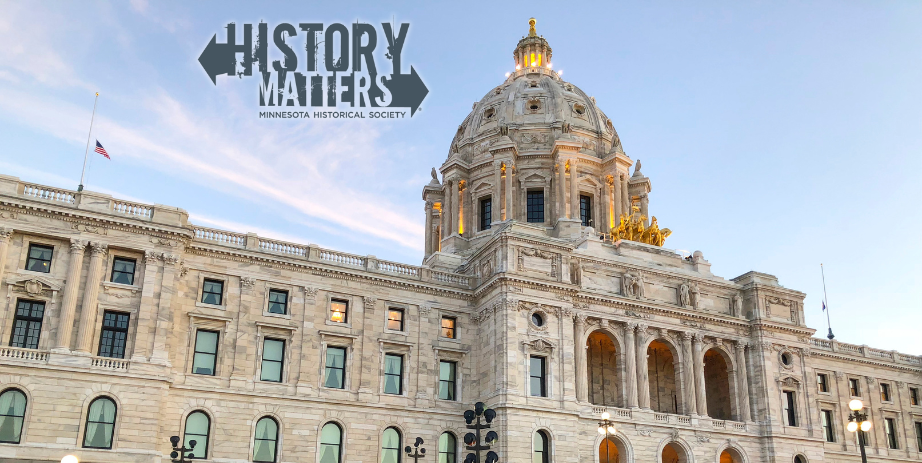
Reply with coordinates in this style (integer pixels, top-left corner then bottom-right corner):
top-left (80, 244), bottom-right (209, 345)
top-left (575, 318), bottom-right (752, 422)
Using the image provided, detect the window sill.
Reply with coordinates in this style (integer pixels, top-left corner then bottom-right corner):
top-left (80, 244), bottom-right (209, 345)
top-left (102, 281), bottom-right (140, 292)
top-left (325, 320), bottom-right (352, 329)
top-left (384, 329), bottom-right (408, 337)
top-left (438, 336), bottom-right (460, 344)
top-left (19, 269), bottom-right (52, 276)
top-left (320, 385), bottom-right (349, 393)
top-left (195, 301), bottom-right (226, 310)
top-left (262, 311), bottom-right (291, 320)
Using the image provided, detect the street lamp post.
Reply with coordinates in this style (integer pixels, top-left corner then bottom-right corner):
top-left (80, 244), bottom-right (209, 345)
top-left (405, 437), bottom-right (426, 463)
top-left (846, 399), bottom-right (872, 463)
top-left (169, 435), bottom-right (197, 463)
top-left (597, 411), bottom-right (617, 463)
top-left (463, 402), bottom-right (499, 463)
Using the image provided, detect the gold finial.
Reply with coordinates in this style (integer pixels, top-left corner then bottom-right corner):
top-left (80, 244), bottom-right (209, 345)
top-left (528, 18), bottom-right (537, 37)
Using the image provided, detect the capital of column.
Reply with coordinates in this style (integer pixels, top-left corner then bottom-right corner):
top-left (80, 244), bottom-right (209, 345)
top-left (162, 253), bottom-right (180, 266)
top-left (573, 312), bottom-right (587, 326)
top-left (89, 241), bottom-right (108, 256)
top-left (637, 323), bottom-right (649, 333)
top-left (626, 321), bottom-right (639, 332)
top-left (143, 250), bottom-right (160, 263)
top-left (70, 239), bottom-right (87, 252)
top-left (0, 227), bottom-right (12, 242)
top-left (734, 340), bottom-right (749, 350)
top-left (682, 331), bottom-right (694, 341)
top-left (692, 332), bottom-right (704, 343)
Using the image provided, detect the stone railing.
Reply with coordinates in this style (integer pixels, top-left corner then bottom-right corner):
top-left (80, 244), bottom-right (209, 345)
top-left (0, 346), bottom-right (48, 362)
top-left (91, 356), bottom-right (130, 371)
top-left (189, 226), bottom-right (471, 289)
top-left (112, 199), bottom-right (153, 219)
top-left (21, 183), bottom-right (76, 204)
top-left (809, 338), bottom-right (921, 367)
top-left (592, 406), bottom-right (632, 419)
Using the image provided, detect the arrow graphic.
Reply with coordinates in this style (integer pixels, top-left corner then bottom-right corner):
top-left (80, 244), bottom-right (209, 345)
top-left (383, 66), bottom-right (429, 116)
top-left (198, 35), bottom-right (238, 85)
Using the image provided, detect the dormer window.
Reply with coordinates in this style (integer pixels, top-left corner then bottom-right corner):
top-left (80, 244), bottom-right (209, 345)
top-left (484, 107), bottom-right (495, 120)
top-left (573, 103), bottom-right (586, 116)
top-left (527, 99), bottom-right (542, 113)
top-left (528, 81), bottom-right (539, 88)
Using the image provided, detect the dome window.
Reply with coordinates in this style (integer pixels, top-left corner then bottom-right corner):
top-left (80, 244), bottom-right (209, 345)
top-left (484, 108), bottom-right (496, 120)
top-left (527, 99), bottom-right (542, 113)
top-left (495, 87), bottom-right (502, 95)
top-left (573, 103), bottom-right (586, 116)
top-left (528, 80), bottom-right (539, 88)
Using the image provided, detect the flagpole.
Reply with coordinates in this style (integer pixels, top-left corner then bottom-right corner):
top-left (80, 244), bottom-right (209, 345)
top-left (78, 92), bottom-right (99, 192)
top-left (821, 263), bottom-right (834, 340)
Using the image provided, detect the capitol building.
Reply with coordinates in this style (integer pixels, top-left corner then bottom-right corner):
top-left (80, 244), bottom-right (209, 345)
top-left (0, 18), bottom-right (919, 463)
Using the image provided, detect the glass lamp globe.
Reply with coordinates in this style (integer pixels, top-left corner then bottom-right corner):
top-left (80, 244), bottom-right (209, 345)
top-left (61, 456), bottom-right (79, 463)
top-left (849, 399), bottom-right (863, 411)
top-left (607, 426), bottom-right (616, 434)
top-left (597, 426), bottom-right (606, 435)
top-left (860, 421), bottom-right (872, 432)
top-left (600, 412), bottom-right (610, 420)
top-left (847, 421), bottom-right (858, 432)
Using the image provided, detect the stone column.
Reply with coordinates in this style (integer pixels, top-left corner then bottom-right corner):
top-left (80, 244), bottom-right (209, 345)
top-left (424, 201), bottom-right (433, 256)
top-left (613, 175), bottom-right (623, 221)
top-left (624, 322), bottom-right (638, 408)
top-left (442, 180), bottom-right (452, 238)
top-left (54, 239), bottom-right (86, 351)
top-left (693, 333), bottom-right (708, 416)
top-left (493, 162), bottom-right (503, 222)
top-left (150, 254), bottom-right (179, 365)
top-left (569, 161), bottom-right (579, 220)
top-left (735, 341), bottom-right (752, 421)
top-left (640, 193), bottom-right (650, 226)
top-left (450, 178), bottom-right (460, 236)
top-left (620, 174), bottom-right (630, 215)
top-left (574, 313), bottom-right (588, 402)
top-left (601, 178), bottom-right (611, 230)
top-left (504, 163), bottom-right (514, 221)
top-left (130, 251), bottom-right (160, 361)
top-left (0, 228), bottom-right (13, 285)
top-left (636, 324), bottom-right (651, 409)
top-left (681, 332), bottom-right (697, 415)
top-left (74, 242), bottom-right (107, 354)
top-left (557, 160), bottom-right (567, 221)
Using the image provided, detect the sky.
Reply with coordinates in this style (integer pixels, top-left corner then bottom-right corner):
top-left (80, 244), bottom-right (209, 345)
top-left (0, 0), bottom-right (919, 353)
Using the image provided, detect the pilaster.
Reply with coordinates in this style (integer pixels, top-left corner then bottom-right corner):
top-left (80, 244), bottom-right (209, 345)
top-left (74, 241), bottom-right (106, 354)
top-left (53, 239), bottom-right (86, 351)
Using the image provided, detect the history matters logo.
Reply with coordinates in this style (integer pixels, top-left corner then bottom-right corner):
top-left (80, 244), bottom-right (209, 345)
top-left (199, 21), bottom-right (429, 119)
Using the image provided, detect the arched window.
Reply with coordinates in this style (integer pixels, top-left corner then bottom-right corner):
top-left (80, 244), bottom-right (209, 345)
top-left (253, 417), bottom-right (279, 462)
top-left (319, 422), bottom-right (343, 463)
top-left (381, 427), bottom-right (402, 463)
top-left (82, 397), bottom-right (117, 449)
top-left (533, 430), bottom-right (549, 463)
top-left (0, 389), bottom-right (26, 444)
top-left (438, 432), bottom-right (457, 463)
top-left (794, 456), bottom-right (807, 463)
top-left (183, 411), bottom-right (210, 459)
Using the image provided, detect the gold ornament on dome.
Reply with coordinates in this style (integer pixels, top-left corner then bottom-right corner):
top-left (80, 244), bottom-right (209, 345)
top-left (612, 207), bottom-right (672, 247)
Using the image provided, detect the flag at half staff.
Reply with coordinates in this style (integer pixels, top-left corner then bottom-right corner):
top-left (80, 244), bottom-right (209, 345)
top-left (822, 301), bottom-right (826, 311)
top-left (94, 140), bottom-right (110, 159)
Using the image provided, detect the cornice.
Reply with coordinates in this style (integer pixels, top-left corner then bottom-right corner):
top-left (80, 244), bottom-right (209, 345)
top-left (810, 350), bottom-right (922, 373)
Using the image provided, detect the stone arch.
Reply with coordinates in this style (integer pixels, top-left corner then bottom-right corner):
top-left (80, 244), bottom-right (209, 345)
top-left (657, 437), bottom-right (695, 463)
top-left (594, 432), bottom-right (633, 463)
top-left (249, 412), bottom-right (285, 463)
top-left (647, 337), bottom-right (682, 414)
top-left (587, 329), bottom-right (623, 407)
top-left (714, 440), bottom-right (749, 463)
top-left (703, 346), bottom-right (735, 420)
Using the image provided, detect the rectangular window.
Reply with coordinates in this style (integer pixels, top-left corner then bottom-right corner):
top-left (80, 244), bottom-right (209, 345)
top-left (911, 387), bottom-right (920, 406)
top-left (330, 299), bottom-right (348, 323)
top-left (260, 338), bottom-right (284, 382)
top-left (97, 311), bottom-right (130, 359)
top-left (267, 289), bottom-right (288, 315)
top-left (191, 330), bottom-right (218, 375)
top-left (579, 195), bottom-right (591, 226)
top-left (201, 279), bottom-right (224, 305)
top-left (110, 257), bottom-right (136, 285)
top-left (783, 391), bottom-right (797, 426)
top-left (439, 360), bottom-right (457, 401)
top-left (849, 378), bottom-right (861, 397)
top-left (387, 308), bottom-right (404, 331)
top-left (881, 383), bottom-right (892, 402)
top-left (526, 190), bottom-right (544, 223)
top-left (10, 300), bottom-right (45, 349)
top-left (25, 244), bottom-right (53, 273)
top-left (440, 316), bottom-right (456, 339)
top-left (480, 197), bottom-right (492, 231)
top-left (821, 409), bottom-right (835, 442)
top-left (915, 422), bottom-right (922, 451)
top-left (324, 346), bottom-right (346, 389)
top-left (529, 356), bottom-right (547, 397)
top-left (817, 373), bottom-right (828, 393)
top-left (885, 417), bottom-right (898, 449)
top-left (383, 354), bottom-right (403, 395)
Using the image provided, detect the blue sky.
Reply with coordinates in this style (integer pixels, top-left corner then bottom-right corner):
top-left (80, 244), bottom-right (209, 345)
top-left (0, 0), bottom-right (919, 353)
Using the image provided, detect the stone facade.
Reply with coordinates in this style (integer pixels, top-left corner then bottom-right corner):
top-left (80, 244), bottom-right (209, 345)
top-left (0, 19), bottom-right (920, 463)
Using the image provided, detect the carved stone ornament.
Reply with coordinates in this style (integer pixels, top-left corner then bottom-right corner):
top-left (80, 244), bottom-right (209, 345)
top-left (779, 376), bottom-right (800, 389)
top-left (161, 253), bottom-right (179, 265)
top-left (865, 376), bottom-right (875, 386)
top-left (143, 250), bottom-right (159, 263)
top-left (524, 338), bottom-right (556, 353)
top-left (89, 241), bottom-right (108, 256)
top-left (304, 287), bottom-right (318, 304)
top-left (363, 296), bottom-right (377, 309)
top-left (418, 304), bottom-right (432, 316)
top-left (149, 236), bottom-right (178, 247)
top-left (70, 239), bottom-right (87, 251)
top-left (518, 248), bottom-right (559, 278)
top-left (23, 279), bottom-right (44, 296)
top-left (637, 429), bottom-right (654, 437)
top-left (0, 227), bottom-right (13, 241)
top-left (240, 277), bottom-right (256, 289)
top-left (670, 429), bottom-right (680, 441)
top-left (72, 223), bottom-right (107, 235)
top-left (695, 434), bottom-right (711, 444)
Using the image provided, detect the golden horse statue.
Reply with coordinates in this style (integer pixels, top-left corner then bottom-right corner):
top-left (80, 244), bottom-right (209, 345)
top-left (612, 207), bottom-right (672, 246)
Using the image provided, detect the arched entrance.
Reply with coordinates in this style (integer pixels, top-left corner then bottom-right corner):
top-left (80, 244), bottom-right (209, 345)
top-left (661, 442), bottom-right (689, 463)
top-left (703, 348), bottom-right (732, 420)
top-left (719, 448), bottom-right (745, 463)
top-left (647, 340), bottom-right (679, 414)
top-left (598, 436), bottom-right (622, 463)
top-left (587, 331), bottom-right (620, 406)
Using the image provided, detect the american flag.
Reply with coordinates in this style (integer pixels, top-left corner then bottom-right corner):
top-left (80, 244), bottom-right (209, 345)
top-left (94, 140), bottom-right (110, 159)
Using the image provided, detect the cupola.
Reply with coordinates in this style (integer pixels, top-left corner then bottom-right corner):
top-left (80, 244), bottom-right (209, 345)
top-left (513, 18), bottom-right (553, 71)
